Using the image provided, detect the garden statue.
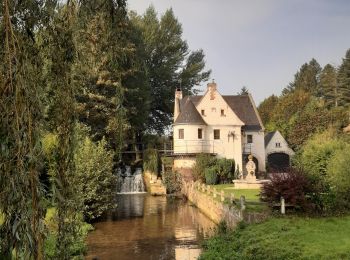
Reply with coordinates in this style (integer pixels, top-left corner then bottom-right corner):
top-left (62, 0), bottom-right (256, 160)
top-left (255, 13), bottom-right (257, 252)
top-left (245, 155), bottom-right (256, 182)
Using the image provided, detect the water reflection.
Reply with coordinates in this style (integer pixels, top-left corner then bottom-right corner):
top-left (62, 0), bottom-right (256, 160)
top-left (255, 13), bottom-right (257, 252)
top-left (86, 194), bottom-right (215, 260)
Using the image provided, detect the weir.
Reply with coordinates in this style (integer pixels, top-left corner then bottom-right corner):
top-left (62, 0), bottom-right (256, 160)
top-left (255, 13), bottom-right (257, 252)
top-left (116, 166), bottom-right (146, 193)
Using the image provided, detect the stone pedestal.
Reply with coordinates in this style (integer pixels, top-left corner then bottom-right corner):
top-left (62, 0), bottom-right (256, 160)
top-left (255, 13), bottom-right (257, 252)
top-left (233, 179), bottom-right (270, 189)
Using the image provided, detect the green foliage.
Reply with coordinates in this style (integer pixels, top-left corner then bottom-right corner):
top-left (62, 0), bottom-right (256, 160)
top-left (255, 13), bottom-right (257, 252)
top-left (320, 64), bottom-right (339, 108)
top-left (143, 148), bottom-right (160, 174)
top-left (295, 130), bottom-right (346, 178)
top-left (337, 49), bottom-right (350, 106)
top-left (193, 154), bottom-right (217, 181)
top-left (43, 208), bottom-right (93, 259)
top-left (287, 99), bottom-right (331, 149)
top-left (201, 216), bottom-right (350, 260)
top-left (74, 137), bottom-right (116, 221)
top-left (162, 171), bottom-right (182, 194)
top-left (193, 155), bottom-right (234, 184)
top-left (294, 130), bottom-right (350, 211)
top-left (257, 95), bottom-right (279, 126)
top-left (204, 168), bottom-right (218, 185)
top-left (0, 0), bottom-right (45, 257)
top-left (327, 145), bottom-right (350, 209)
top-left (131, 7), bottom-right (211, 133)
top-left (216, 158), bottom-right (235, 183)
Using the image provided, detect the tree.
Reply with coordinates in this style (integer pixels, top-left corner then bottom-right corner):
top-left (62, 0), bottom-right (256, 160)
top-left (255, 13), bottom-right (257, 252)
top-left (132, 7), bottom-right (211, 133)
top-left (337, 49), bottom-right (350, 106)
top-left (258, 95), bottom-right (279, 126)
top-left (283, 59), bottom-right (321, 95)
top-left (320, 64), bottom-right (338, 107)
top-left (287, 99), bottom-right (331, 149)
top-left (75, 0), bottom-right (130, 155)
top-left (271, 89), bottom-right (311, 139)
top-left (0, 0), bottom-right (45, 257)
top-left (46, 2), bottom-right (81, 258)
top-left (238, 86), bottom-right (249, 95)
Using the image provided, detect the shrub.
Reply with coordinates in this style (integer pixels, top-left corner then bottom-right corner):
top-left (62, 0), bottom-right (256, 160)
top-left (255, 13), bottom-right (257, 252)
top-left (143, 148), bottom-right (160, 174)
top-left (74, 137), bottom-right (116, 221)
top-left (216, 158), bottom-right (235, 183)
top-left (162, 170), bottom-right (182, 194)
top-left (44, 207), bottom-right (93, 259)
top-left (327, 145), bottom-right (350, 210)
top-left (205, 167), bottom-right (218, 185)
top-left (260, 168), bottom-right (315, 211)
top-left (294, 129), bottom-right (346, 178)
top-left (193, 153), bottom-right (217, 181)
top-left (293, 129), bottom-right (348, 212)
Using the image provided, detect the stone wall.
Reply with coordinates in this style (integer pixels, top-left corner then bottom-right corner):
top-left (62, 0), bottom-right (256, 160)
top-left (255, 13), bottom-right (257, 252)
top-left (182, 181), bottom-right (268, 226)
top-left (182, 181), bottom-right (242, 227)
top-left (143, 170), bottom-right (166, 195)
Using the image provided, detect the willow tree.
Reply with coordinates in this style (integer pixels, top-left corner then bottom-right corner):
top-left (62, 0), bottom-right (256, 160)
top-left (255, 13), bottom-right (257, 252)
top-left (0, 0), bottom-right (45, 258)
top-left (46, 1), bottom-right (81, 258)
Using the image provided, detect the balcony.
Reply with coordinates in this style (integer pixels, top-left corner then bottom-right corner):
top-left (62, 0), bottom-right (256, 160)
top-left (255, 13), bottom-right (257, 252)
top-left (243, 143), bottom-right (253, 154)
top-left (173, 140), bottom-right (224, 155)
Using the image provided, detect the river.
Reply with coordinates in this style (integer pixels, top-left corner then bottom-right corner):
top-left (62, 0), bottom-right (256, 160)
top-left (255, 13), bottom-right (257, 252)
top-left (86, 194), bottom-right (216, 260)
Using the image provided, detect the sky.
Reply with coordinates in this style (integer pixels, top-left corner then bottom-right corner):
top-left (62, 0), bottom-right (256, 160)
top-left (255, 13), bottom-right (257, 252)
top-left (127, 0), bottom-right (350, 104)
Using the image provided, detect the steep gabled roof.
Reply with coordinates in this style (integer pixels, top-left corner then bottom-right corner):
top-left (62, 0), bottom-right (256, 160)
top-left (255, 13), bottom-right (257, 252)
top-left (223, 95), bottom-right (262, 130)
top-left (175, 98), bottom-right (206, 125)
top-left (264, 131), bottom-right (276, 146)
top-left (178, 94), bottom-right (263, 130)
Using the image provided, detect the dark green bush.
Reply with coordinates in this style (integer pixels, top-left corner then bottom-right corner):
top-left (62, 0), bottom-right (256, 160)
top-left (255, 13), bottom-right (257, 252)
top-left (216, 158), bottom-right (235, 183)
top-left (205, 167), bottom-right (218, 185)
top-left (193, 153), bottom-right (217, 181)
top-left (162, 170), bottom-right (182, 194)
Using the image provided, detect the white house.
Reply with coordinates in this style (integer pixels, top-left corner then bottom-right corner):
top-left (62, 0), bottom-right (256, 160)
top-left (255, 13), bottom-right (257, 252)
top-left (265, 130), bottom-right (294, 170)
top-left (172, 82), bottom-right (266, 175)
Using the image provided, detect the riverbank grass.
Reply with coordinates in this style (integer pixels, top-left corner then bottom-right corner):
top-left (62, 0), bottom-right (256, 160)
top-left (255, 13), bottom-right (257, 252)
top-left (210, 184), bottom-right (260, 201)
top-left (201, 215), bottom-right (350, 259)
top-left (208, 184), bottom-right (267, 212)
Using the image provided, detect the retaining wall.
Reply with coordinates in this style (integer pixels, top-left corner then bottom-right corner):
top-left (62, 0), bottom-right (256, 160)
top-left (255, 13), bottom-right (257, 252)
top-left (182, 181), bottom-right (268, 227)
top-left (182, 181), bottom-right (242, 227)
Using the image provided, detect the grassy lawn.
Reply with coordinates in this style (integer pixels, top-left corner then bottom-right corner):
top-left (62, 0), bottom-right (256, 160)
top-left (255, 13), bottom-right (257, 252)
top-left (209, 184), bottom-right (261, 202)
top-left (201, 215), bottom-right (350, 259)
top-left (206, 184), bottom-right (267, 212)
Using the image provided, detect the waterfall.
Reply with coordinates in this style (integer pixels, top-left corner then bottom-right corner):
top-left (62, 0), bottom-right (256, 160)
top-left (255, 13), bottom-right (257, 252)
top-left (117, 166), bottom-right (146, 193)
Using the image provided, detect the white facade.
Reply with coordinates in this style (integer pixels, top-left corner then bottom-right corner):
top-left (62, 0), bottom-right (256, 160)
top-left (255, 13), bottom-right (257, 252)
top-left (265, 131), bottom-right (294, 158)
top-left (173, 82), bottom-right (266, 173)
top-left (243, 130), bottom-right (266, 172)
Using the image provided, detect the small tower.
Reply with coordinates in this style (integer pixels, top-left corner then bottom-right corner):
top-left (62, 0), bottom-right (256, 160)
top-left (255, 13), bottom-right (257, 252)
top-left (174, 87), bottom-right (183, 122)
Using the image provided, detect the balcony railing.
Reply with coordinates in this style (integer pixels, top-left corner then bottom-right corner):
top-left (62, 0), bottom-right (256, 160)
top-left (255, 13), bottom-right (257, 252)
top-left (242, 143), bottom-right (252, 154)
top-left (173, 140), bottom-right (224, 155)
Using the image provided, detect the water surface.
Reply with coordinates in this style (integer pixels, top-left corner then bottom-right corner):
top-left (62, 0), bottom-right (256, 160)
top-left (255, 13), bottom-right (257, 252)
top-left (86, 194), bottom-right (215, 260)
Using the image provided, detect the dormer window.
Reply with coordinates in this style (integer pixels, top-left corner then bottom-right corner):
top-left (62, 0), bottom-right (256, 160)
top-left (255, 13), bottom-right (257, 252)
top-left (221, 109), bottom-right (225, 116)
top-left (201, 109), bottom-right (205, 116)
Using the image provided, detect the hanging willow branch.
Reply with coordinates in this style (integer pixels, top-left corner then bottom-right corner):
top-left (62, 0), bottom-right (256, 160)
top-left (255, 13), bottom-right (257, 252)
top-left (0, 0), bottom-right (44, 258)
top-left (47, 1), bottom-right (81, 258)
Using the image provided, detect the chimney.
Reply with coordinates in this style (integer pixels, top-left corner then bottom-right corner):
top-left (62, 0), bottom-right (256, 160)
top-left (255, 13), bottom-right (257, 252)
top-left (207, 80), bottom-right (217, 100)
top-left (174, 87), bottom-right (182, 122)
